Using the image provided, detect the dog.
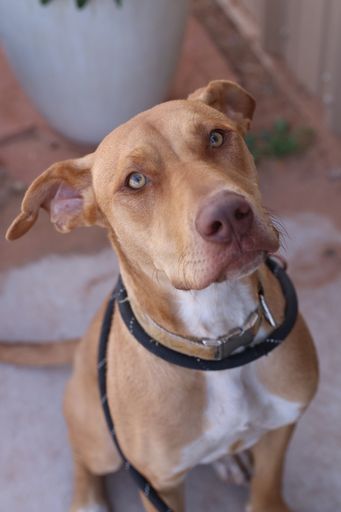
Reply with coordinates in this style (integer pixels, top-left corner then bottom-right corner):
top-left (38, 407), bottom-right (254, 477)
top-left (5, 80), bottom-right (318, 512)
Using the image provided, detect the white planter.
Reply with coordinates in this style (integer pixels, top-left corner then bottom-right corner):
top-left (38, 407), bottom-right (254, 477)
top-left (0, 0), bottom-right (189, 144)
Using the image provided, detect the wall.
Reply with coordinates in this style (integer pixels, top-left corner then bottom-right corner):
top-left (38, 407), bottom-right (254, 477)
top-left (239, 0), bottom-right (341, 135)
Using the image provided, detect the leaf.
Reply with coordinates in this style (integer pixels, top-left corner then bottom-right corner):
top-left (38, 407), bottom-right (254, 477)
top-left (76, 0), bottom-right (88, 8)
top-left (245, 119), bottom-right (314, 162)
top-left (273, 118), bottom-right (290, 134)
top-left (41, 0), bottom-right (124, 8)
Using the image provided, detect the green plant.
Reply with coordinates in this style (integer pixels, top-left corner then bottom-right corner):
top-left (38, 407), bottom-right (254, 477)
top-left (245, 118), bottom-right (314, 162)
top-left (40, 0), bottom-right (122, 8)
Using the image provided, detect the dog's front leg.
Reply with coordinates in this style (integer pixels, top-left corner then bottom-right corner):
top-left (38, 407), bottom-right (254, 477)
top-left (139, 482), bottom-right (185, 512)
top-left (248, 424), bottom-right (295, 512)
top-left (69, 457), bottom-right (109, 512)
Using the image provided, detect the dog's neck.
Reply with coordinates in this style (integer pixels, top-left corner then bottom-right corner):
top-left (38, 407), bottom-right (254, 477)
top-left (117, 255), bottom-right (262, 345)
top-left (174, 276), bottom-right (260, 339)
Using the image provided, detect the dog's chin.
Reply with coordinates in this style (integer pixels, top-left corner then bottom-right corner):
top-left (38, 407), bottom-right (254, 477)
top-left (217, 251), bottom-right (266, 282)
top-left (172, 250), bottom-right (266, 291)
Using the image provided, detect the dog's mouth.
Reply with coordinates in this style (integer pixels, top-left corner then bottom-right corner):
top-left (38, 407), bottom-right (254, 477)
top-left (172, 226), bottom-right (279, 291)
top-left (174, 249), bottom-right (265, 291)
top-left (213, 249), bottom-right (266, 282)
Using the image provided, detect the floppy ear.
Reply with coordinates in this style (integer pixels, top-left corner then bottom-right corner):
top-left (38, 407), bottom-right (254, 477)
top-left (6, 153), bottom-right (106, 241)
top-left (188, 80), bottom-right (255, 134)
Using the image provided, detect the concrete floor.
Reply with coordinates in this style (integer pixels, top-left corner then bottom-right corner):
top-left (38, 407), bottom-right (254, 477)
top-left (0, 7), bottom-right (341, 512)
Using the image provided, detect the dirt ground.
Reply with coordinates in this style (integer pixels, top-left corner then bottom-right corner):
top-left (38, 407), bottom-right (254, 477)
top-left (0, 1), bottom-right (340, 511)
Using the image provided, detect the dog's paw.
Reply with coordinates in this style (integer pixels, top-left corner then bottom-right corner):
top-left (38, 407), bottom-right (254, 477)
top-left (212, 451), bottom-right (253, 486)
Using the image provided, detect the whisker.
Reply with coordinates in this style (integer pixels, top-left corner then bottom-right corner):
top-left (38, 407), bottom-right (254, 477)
top-left (178, 252), bottom-right (192, 291)
top-left (264, 207), bottom-right (288, 251)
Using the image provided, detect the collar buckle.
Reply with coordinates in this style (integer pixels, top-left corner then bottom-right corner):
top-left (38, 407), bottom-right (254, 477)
top-left (202, 309), bottom-right (261, 361)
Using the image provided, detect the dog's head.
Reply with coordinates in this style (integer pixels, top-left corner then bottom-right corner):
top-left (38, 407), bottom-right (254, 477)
top-left (6, 80), bottom-right (279, 290)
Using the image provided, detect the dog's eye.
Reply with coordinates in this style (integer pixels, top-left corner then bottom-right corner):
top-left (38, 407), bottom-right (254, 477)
top-left (209, 130), bottom-right (225, 148)
top-left (126, 172), bottom-right (147, 190)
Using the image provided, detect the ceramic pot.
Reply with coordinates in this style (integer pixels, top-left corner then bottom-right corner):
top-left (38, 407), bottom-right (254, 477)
top-left (0, 0), bottom-right (189, 143)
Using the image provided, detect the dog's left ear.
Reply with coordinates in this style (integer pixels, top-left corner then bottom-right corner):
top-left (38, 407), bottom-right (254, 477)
top-left (6, 153), bottom-right (107, 240)
top-left (188, 80), bottom-right (255, 134)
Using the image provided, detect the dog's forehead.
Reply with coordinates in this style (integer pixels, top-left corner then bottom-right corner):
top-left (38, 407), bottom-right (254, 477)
top-left (138, 99), bottom-right (228, 129)
top-left (97, 100), bottom-right (231, 162)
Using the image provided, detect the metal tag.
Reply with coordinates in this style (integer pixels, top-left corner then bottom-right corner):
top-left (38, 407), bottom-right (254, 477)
top-left (259, 293), bottom-right (277, 328)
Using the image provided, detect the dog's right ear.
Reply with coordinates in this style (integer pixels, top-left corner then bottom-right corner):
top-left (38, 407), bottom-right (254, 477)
top-left (188, 80), bottom-right (255, 134)
top-left (6, 153), bottom-right (107, 241)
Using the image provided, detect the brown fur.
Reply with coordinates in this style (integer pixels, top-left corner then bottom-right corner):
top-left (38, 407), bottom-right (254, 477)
top-left (4, 80), bottom-right (318, 512)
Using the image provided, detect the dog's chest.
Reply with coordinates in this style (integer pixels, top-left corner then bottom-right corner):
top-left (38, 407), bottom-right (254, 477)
top-left (174, 279), bottom-right (302, 470)
top-left (181, 367), bottom-right (302, 468)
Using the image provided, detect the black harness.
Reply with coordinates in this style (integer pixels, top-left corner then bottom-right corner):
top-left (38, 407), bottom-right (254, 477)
top-left (98, 257), bottom-right (298, 511)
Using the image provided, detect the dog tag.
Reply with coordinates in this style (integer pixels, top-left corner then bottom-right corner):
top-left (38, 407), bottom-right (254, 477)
top-left (259, 293), bottom-right (277, 328)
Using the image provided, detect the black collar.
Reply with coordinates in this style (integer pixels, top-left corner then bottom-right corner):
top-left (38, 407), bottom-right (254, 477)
top-left (113, 257), bottom-right (298, 371)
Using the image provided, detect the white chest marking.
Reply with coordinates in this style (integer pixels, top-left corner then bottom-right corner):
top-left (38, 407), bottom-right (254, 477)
top-left (176, 366), bottom-right (302, 471)
top-left (174, 278), bottom-right (302, 472)
top-left (176, 279), bottom-right (257, 339)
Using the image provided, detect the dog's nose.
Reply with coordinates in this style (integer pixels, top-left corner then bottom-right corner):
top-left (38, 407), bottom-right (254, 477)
top-left (195, 191), bottom-right (253, 244)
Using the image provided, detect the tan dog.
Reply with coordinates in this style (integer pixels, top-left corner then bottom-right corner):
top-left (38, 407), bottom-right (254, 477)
top-left (5, 80), bottom-right (318, 512)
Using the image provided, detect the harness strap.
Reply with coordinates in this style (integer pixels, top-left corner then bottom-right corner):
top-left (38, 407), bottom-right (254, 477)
top-left (98, 293), bottom-right (173, 512)
top-left (97, 257), bottom-right (298, 511)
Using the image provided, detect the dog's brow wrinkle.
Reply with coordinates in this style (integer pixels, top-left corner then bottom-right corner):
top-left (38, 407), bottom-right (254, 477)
top-left (124, 145), bottom-right (165, 175)
top-left (127, 147), bottom-right (158, 165)
top-left (142, 118), bottom-right (185, 161)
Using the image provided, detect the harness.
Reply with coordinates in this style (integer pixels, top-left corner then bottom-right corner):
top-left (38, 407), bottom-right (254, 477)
top-left (98, 257), bottom-right (298, 511)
